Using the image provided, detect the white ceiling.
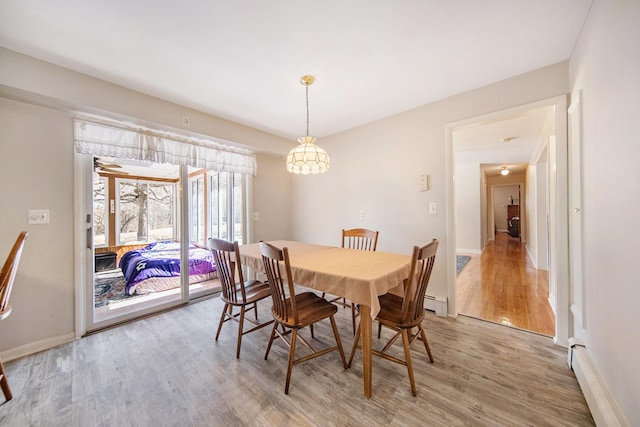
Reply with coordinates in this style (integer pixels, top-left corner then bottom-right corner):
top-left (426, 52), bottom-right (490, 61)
top-left (454, 105), bottom-right (554, 176)
top-left (0, 0), bottom-right (592, 142)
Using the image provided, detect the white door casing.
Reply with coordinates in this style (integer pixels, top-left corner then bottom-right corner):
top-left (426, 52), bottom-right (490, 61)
top-left (568, 90), bottom-right (586, 332)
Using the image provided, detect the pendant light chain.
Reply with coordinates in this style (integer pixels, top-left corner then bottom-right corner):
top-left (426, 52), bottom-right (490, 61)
top-left (305, 83), bottom-right (310, 137)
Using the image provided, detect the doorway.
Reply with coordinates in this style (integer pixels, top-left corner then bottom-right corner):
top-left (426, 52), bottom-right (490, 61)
top-left (86, 158), bottom-right (191, 330)
top-left (493, 184), bottom-right (521, 239)
top-left (446, 95), bottom-right (570, 344)
top-left (84, 156), bottom-right (248, 331)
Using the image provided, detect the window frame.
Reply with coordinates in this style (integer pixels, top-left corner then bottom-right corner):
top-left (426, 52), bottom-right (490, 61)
top-left (114, 177), bottom-right (178, 246)
top-left (188, 171), bottom-right (246, 246)
top-left (92, 176), bottom-right (109, 248)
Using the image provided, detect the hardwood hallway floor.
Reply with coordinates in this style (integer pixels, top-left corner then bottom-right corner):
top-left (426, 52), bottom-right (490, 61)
top-left (456, 232), bottom-right (556, 336)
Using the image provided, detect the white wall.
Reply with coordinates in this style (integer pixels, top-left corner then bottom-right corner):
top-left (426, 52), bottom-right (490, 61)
top-left (0, 98), bottom-right (76, 351)
top-left (253, 153), bottom-right (292, 241)
top-left (454, 157), bottom-right (481, 253)
top-left (569, 0), bottom-right (640, 422)
top-left (0, 48), bottom-right (292, 358)
top-left (290, 62), bottom-right (569, 309)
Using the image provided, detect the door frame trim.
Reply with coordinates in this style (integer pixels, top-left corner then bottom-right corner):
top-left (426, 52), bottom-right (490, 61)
top-left (445, 94), bottom-right (569, 346)
top-left (74, 154), bottom-right (191, 334)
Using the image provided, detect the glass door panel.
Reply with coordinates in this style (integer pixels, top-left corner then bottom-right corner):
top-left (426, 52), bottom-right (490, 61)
top-left (89, 157), bottom-right (186, 329)
top-left (232, 173), bottom-right (244, 244)
top-left (188, 168), bottom-right (219, 298)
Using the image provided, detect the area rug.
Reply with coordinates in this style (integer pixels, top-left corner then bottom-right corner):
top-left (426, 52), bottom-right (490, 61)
top-left (456, 255), bottom-right (471, 276)
top-left (94, 269), bottom-right (149, 308)
top-left (94, 270), bottom-right (218, 308)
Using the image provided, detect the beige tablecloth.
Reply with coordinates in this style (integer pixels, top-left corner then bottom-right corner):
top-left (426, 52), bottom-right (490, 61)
top-left (239, 240), bottom-right (411, 319)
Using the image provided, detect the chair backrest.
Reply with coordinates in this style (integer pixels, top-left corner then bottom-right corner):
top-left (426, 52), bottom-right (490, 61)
top-left (342, 228), bottom-right (379, 251)
top-left (209, 238), bottom-right (247, 304)
top-left (259, 242), bottom-right (298, 324)
top-left (400, 239), bottom-right (438, 324)
top-left (0, 231), bottom-right (29, 319)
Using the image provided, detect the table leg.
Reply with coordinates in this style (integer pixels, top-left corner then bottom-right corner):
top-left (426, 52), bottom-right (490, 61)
top-left (360, 305), bottom-right (372, 398)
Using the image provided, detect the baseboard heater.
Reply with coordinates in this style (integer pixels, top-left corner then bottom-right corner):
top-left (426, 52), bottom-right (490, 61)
top-left (568, 338), bottom-right (629, 426)
top-left (424, 295), bottom-right (447, 317)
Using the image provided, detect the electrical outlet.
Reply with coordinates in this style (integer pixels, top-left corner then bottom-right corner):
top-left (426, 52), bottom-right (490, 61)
top-left (420, 174), bottom-right (429, 191)
top-left (253, 212), bottom-right (260, 221)
top-left (182, 115), bottom-right (190, 127)
top-left (359, 210), bottom-right (365, 220)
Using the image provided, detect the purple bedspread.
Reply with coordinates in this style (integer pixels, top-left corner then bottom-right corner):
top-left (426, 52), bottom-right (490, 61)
top-left (119, 241), bottom-right (215, 294)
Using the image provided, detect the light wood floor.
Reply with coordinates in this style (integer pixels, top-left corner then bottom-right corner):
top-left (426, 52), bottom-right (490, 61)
top-left (1, 295), bottom-right (592, 426)
top-left (456, 232), bottom-right (556, 336)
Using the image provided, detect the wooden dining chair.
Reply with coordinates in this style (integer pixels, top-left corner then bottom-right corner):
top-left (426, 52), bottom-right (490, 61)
top-left (0, 231), bottom-right (29, 402)
top-left (348, 238), bottom-right (438, 396)
top-left (209, 238), bottom-right (273, 359)
top-left (342, 228), bottom-right (379, 251)
top-left (323, 228), bottom-right (379, 334)
top-left (259, 241), bottom-right (347, 394)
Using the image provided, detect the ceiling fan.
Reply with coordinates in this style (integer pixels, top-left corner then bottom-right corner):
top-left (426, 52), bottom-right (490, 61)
top-left (94, 157), bottom-right (128, 174)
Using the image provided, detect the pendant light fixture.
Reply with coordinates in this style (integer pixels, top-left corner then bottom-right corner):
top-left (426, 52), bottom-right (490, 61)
top-left (286, 75), bottom-right (330, 174)
top-left (501, 166), bottom-right (510, 176)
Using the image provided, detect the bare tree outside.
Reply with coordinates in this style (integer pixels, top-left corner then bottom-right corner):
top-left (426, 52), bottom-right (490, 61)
top-left (119, 180), bottom-right (175, 243)
top-left (93, 178), bottom-right (106, 245)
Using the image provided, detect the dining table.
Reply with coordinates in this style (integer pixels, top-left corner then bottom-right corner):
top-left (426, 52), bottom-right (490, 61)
top-left (239, 240), bottom-right (412, 398)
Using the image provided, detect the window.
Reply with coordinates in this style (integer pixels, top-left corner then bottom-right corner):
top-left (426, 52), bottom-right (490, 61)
top-left (191, 176), bottom-right (205, 244)
top-left (217, 172), bottom-right (229, 241)
top-left (93, 177), bottom-right (108, 247)
top-left (209, 173), bottom-right (219, 241)
top-left (232, 173), bottom-right (244, 243)
top-left (116, 179), bottom-right (177, 244)
top-left (189, 171), bottom-right (245, 245)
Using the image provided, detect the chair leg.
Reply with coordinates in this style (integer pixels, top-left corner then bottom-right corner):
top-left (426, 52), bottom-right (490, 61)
top-left (310, 323), bottom-right (314, 339)
top-left (215, 303), bottom-right (230, 341)
top-left (236, 306), bottom-right (246, 359)
top-left (0, 359), bottom-right (12, 401)
top-left (284, 329), bottom-right (298, 395)
top-left (347, 322), bottom-right (362, 368)
top-left (401, 329), bottom-right (417, 396)
top-left (329, 315), bottom-right (347, 368)
top-left (264, 322), bottom-right (278, 360)
top-left (377, 321), bottom-right (382, 339)
top-left (351, 304), bottom-right (357, 335)
top-left (418, 324), bottom-right (434, 363)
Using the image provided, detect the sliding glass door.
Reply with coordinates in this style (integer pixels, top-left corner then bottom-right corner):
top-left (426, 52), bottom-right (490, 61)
top-left (75, 117), bottom-right (256, 333)
top-left (89, 158), bottom-right (187, 330)
top-left (87, 158), bottom-right (249, 330)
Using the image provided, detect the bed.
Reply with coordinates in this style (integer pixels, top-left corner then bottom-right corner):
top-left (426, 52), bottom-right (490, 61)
top-left (119, 241), bottom-right (216, 295)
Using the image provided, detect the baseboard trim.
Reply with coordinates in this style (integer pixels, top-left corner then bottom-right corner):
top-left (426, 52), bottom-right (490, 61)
top-left (568, 338), bottom-right (629, 427)
top-left (0, 332), bottom-right (76, 362)
top-left (425, 295), bottom-right (448, 317)
top-left (455, 248), bottom-right (481, 255)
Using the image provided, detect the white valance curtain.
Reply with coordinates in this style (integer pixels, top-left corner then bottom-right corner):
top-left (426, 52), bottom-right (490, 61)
top-left (74, 117), bottom-right (257, 176)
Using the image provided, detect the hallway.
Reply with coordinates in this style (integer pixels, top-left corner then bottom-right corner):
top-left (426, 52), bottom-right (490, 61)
top-left (456, 232), bottom-right (555, 336)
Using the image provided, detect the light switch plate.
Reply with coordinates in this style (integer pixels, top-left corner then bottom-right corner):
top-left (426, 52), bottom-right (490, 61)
top-left (429, 202), bottom-right (437, 214)
top-left (28, 209), bottom-right (50, 224)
